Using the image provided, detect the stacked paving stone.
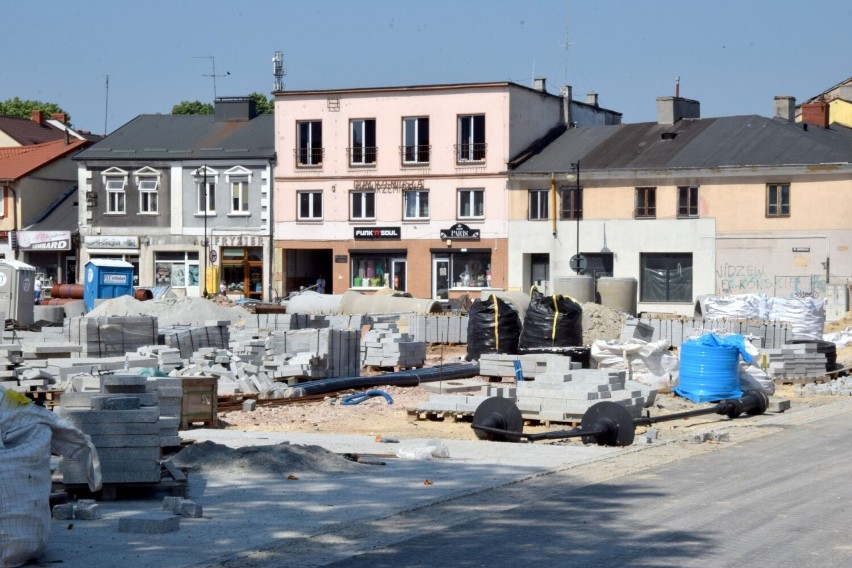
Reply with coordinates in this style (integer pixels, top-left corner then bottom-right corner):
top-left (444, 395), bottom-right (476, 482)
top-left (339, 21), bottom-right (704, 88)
top-left (65, 316), bottom-right (159, 357)
top-left (803, 375), bottom-right (852, 396)
top-left (241, 313), bottom-right (373, 334)
top-left (407, 314), bottom-right (469, 344)
top-left (57, 375), bottom-right (165, 484)
top-left (161, 322), bottom-right (230, 359)
top-left (516, 369), bottom-right (646, 422)
top-left (762, 342), bottom-right (830, 381)
top-left (361, 322), bottom-right (426, 369)
top-left (0, 343), bottom-right (24, 391)
top-left (479, 352), bottom-right (579, 380)
top-left (266, 328), bottom-right (361, 378)
top-left (52, 354), bottom-right (159, 381)
top-left (636, 317), bottom-right (791, 349)
top-left (137, 345), bottom-right (183, 373)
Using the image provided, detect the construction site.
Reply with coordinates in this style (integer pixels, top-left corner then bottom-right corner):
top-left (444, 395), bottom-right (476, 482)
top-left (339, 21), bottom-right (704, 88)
top-left (2, 281), bottom-right (852, 567)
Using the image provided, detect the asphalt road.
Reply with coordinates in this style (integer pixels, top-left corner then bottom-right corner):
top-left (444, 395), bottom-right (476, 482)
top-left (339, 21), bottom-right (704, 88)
top-left (205, 399), bottom-right (852, 567)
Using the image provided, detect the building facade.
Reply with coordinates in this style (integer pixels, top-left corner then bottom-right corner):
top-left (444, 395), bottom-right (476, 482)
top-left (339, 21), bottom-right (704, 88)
top-left (74, 98), bottom-right (275, 298)
top-left (272, 81), bottom-right (620, 299)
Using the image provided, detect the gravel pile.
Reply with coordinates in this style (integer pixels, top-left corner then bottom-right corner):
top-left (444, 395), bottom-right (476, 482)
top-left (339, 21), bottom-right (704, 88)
top-left (87, 295), bottom-right (251, 327)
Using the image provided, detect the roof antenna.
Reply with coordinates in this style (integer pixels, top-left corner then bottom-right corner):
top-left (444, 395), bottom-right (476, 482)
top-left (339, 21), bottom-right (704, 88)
top-left (195, 55), bottom-right (230, 100)
top-left (103, 74), bottom-right (109, 136)
top-left (676, 76), bottom-right (680, 98)
top-left (273, 51), bottom-right (286, 92)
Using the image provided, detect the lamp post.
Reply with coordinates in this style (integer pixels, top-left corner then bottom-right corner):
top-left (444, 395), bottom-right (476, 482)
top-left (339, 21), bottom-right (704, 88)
top-left (573, 160), bottom-right (580, 268)
top-left (202, 165), bottom-right (209, 297)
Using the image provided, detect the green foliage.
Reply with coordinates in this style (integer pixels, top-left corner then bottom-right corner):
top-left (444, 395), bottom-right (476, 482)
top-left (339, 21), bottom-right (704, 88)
top-left (171, 100), bottom-right (214, 115)
top-left (248, 92), bottom-right (274, 114)
top-left (0, 97), bottom-right (70, 123)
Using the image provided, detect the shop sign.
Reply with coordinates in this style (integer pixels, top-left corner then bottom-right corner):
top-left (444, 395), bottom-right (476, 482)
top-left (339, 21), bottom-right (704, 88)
top-left (103, 273), bottom-right (129, 285)
top-left (354, 227), bottom-right (401, 240)
top-left (353, 179), bottom-right (424, 193)
top-left (335, 255), bottom-right (348, 263)
top-left (440, 223), bottom-right (480, 240)
top-left (84, 235), bottom-right (139, 249)
top-left (16, 230), bottom-right (72, 251)
top-left (792, 247), bottom-right (810, 253)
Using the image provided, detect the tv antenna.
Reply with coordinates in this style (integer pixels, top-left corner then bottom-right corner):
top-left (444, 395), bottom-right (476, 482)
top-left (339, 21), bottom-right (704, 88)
top-left (104, 74), bottom-right (110, 135)
top-left (195, 55), bottom-right (230, 100)
top-left (272, 51), bottom-right (286, 92)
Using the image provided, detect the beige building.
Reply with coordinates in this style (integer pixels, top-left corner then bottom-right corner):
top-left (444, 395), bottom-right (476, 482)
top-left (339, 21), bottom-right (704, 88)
top-left (272, 81), bottom-right (620, 299)
top-left (509, 97), bottom-right (852, 316)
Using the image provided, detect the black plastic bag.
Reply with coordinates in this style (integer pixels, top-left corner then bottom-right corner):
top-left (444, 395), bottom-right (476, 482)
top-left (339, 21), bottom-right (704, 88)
top-left (466, 295), bottom-right (522, 361)
top-left (518, 290), bottom-right (583, 350)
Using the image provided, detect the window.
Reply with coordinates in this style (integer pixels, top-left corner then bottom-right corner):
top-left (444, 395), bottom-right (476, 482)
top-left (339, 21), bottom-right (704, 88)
top-left (138, 179), bottom-right (158, 214)
top-left (154, 252), bottom-right (199, 289)
top-left (296, 120), bottom-right (323, 166)
top-left (402, 117), bottom-right (430, 164)
top-left (298, 190), bottom-right (323, 220)
top-left (196, 180), bottom-right (216, 214)
top-left (403, 190), bottom-right (429, 219)
top-left (457, 114), bottom-right (486, 162)
top-left (529, 189), bottom-right (549, 220)
top-left (678, 186), bottom-right (699, 218)
top-left (106, 178), bottom-right (126, 214)
top-left (231, 179), bottom-right (249, 213)
top-left (458, 189), bottom-right (484, 219)
top-left (640, 253), bottom-right (692, 302)
top-left (350, 190), bottom-right (375, 220)
top-left (349, 119), bottom-right (376, 165)
top-left (767, 183), bottom-right (790, 217)
top-left (559, 185), bottom-right (582, 220)
top-left (635, 187), bottom-right (656, 219)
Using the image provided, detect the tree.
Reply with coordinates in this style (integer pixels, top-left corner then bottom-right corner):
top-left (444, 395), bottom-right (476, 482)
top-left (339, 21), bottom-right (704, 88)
top-left (171, 100), bottom-right (214, 115)
top-left (0, 97), bottom-right (70, 123)
top-left (248, 92), bottom-right (274, 114)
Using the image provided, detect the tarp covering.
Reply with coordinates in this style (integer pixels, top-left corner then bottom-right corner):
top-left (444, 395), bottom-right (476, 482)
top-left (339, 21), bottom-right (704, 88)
top-left (466, 294), bottom-right (522, 361)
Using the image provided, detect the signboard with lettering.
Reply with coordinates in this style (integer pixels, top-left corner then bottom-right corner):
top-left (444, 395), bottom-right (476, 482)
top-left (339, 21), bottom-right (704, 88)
top-left (103, 273), bottom-right (129, 285)
top-left (335, 255), bottom-right (348, 263)
top-left (16, 230), bottom-right (72, 251)
top-left (353, 179), bottom-right (424, 193)
top-left (84, 235), bottom-right (139, 249)
top-left (439, 223), bottom-right (480, 240)
top-left (354, 227), bottom-right (401, 240)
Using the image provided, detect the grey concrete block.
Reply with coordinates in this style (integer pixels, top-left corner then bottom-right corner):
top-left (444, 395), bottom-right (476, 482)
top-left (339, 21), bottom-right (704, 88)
top-left (74, 501), bottom-right (102, 520)
top-left (118, 512), bottom-right (180, 534)
top-left (162, 496), bottom-right (183, 513)
top-left (52, 503), bottom-right (75, 520)
top-left (178, 500), bottom-right (203, 518)
top-left (91, 396), bottom-right (141, 411)
top-left (242, 399), bottom-right (257, 412)
top-left (55, 407), bottom-right (159, 424)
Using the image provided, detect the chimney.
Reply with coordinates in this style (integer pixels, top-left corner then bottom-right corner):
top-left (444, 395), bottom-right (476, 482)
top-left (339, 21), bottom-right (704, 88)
top-left (656, 96), bottom-right (700, 125)
top-left (560, 85), bottom-right (573, 126)
top-left (51, 112), bottom-right (67, 124)
top-left (773, 96), bottom-right (796, 121)
top-left (586, 92), bottom-right (599, 107)
top-left (213, 96), bottom-right (258, 121)
top-left (801, 98), bottom-right (830, 128)
top-left (533, 77), bottom-right (547, 93)
top-left (31, 109), bottom-right (44, 124)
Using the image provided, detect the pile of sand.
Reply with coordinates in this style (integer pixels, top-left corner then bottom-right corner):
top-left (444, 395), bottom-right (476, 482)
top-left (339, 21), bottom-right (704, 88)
top-left (87, 295), bottom-right (251, 328)
top-left (582, 302), bottom-right (630, 344)
top-left (170, 441), bottom-right (363, 476)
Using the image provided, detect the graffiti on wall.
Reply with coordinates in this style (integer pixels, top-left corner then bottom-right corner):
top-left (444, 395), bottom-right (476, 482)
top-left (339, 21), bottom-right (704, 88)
top-left (716, 262), bottom-right (826, 297)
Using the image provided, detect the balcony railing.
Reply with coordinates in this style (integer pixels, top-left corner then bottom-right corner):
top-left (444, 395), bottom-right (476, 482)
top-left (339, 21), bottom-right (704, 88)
top-left (346, 146), bottom-right (377, 167)
top-left (295, 147), bottom-right (324, 168)
top-left (455, 142), bottom-right (487, 163)
top-left (400, 144), bottom-right (431, 165)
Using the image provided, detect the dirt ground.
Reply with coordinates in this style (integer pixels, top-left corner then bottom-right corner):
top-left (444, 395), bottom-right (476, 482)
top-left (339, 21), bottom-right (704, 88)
top-left (217, 336), bottom-right (852, 443)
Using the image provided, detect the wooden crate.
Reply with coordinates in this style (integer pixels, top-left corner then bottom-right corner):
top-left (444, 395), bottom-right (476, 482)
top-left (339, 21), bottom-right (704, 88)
top-left (180, 376), bottom-right (218, 429)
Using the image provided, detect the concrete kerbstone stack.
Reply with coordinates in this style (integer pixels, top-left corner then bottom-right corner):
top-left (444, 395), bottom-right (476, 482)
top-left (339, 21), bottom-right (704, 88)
top-left (479, 353), bottom-right (580, 380)
top-left (360, 323), bottom-right (426, 368)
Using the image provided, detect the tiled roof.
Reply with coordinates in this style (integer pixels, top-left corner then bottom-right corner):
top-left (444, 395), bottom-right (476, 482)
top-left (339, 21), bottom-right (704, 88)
top-left (0, 139), bottom-right (88, 180)
top-left (511, 115), bottom-right (852, 174)
top-left (0, 115), bottom-right (67, 145)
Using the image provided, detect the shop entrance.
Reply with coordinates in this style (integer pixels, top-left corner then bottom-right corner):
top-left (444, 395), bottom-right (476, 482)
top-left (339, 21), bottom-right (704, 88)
top-left (220, 247), bottom-right (263, 300)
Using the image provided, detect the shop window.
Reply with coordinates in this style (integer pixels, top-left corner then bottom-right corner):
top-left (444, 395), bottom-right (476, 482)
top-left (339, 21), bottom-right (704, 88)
top-left (640, 253), bottom-right (692, 302)
top-left (155, 252), bottom-right (199, 288)
top-left (221, 247), bottom-right (263, 299)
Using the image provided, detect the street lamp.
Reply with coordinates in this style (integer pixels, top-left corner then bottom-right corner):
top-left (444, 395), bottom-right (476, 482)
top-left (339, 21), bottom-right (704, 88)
top-left (573, 161), bottom-right (581, 273)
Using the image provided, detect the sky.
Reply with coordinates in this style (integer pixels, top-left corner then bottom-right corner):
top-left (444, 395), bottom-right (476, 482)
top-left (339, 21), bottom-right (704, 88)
top-left (3, 0), bottom-right (850, 135)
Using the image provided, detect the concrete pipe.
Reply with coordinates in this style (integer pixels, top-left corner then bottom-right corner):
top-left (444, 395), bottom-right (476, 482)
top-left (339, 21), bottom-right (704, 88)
top-left (339, 290), bottom-right (443, 315)
top-left (284, 291), bottom-right (344, 315)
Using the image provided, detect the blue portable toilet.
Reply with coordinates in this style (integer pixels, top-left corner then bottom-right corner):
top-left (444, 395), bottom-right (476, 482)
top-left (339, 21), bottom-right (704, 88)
top-left (84, 259), bottom-right (134, 311)
top-left (0, 259), bottom-right (36, 326)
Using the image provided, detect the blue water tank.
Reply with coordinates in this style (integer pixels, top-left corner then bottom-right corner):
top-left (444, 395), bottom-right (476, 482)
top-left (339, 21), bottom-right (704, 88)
top-left (675, 339), bottom-right (743, 403)
top-left (83, 259), bottom-right (134, 311)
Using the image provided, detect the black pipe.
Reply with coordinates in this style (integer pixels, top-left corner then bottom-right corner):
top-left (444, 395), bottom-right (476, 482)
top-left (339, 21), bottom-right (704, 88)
top-left (290, 363), bottom-right (480, 397)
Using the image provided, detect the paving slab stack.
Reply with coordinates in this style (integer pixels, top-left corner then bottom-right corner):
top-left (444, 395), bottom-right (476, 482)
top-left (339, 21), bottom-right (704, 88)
top-left (761, 342), bottom-right (831, 381)
top-left (407, 314), bottom-right (469, 344)
top-left (160, 321), bottom-right (230, 359)
top-left (478, 352), bottom-right (578, 380)
top-left (361, 322), bottom-right (426, 368)
top-left (65, 316), bottom-right (159, 358)
top-left (636, 317), bottom-right (790, 349)
top-left (266, 328), bottom-right (361, 379)
top-left (56, 374), bottom-right (181, 485)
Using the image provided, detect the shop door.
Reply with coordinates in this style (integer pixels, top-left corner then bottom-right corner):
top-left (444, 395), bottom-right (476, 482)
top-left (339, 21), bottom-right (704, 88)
top-left (531, 254), bottom-right (550, 295)
top-left (433, 258), bottom-right (450, 300)
top-left (391, 259), bottom-right (407, 292)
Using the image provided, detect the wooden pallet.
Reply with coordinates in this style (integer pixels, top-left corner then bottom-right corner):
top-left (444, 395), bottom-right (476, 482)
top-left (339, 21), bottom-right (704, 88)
top-left (25, 389), bottom-right (64, 409)
top-left (407, 408), bottom-right (473, 423)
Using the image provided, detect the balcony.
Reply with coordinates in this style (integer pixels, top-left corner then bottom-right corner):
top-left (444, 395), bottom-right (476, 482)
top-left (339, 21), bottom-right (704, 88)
top-left (455, 142), bottom-right (487, 164)
top-left (295, 148), bottom-right (324, 168)
top-left (400, 145), bottom-right (431, 166)
top-left (346, 146), bottom-right (377, 167)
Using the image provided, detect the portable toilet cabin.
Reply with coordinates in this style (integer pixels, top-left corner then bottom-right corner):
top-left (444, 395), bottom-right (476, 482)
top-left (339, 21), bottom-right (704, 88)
top-left (83, 259), bottom-right (134, 311)
top-left (0, 259), bottom-right (36, 326)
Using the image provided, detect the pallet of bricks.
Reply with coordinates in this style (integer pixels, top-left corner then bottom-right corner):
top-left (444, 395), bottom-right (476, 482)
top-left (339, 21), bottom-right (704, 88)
top-left (361, 318), bottom-right (426, 371)
top-left (65, 316), bottom-right (159, 358)
top-left (637, 317), bottom-right (790, 350)
top-left (406, 314), bottom-right (468, 344)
